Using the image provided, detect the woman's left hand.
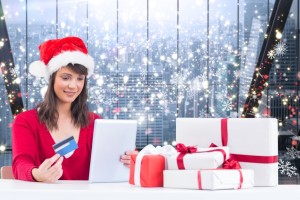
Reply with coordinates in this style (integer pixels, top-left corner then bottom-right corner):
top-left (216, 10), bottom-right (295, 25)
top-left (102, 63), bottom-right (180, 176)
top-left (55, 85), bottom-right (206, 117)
top-left (120, 150), bottom-right (138, 167)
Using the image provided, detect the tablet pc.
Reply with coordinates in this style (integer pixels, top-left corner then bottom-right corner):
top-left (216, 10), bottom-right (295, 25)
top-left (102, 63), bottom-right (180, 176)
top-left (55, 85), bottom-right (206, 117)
top-left (89, 119), bottom-right (137, 183)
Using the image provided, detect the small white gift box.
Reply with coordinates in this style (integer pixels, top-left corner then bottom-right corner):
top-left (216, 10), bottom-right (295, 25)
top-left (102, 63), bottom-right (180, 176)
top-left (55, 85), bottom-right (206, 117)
top-left (166, 145), bottom-right (230, 170)
top-left (163, 169), bottom-right (254, 190)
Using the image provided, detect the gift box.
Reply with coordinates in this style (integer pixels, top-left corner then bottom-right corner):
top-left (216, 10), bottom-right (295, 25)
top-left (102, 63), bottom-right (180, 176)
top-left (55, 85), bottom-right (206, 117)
top-left (166, 145), bottom-right (230, 170)
top-left (129, 154), bottom-right (165, 187)
top-left (129, 144), bottom-right (177, 187)
top-left (163, 169), bottom-right (254, 190)
top-left (176, 118), bottom-right (278, 186)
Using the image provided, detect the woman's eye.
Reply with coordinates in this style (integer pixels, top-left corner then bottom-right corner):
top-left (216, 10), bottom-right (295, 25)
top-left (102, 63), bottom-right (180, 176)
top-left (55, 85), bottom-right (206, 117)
top-left (78, 77), bottom-right (85, 81)
top-left (62, 76), bottom-right (69, 80)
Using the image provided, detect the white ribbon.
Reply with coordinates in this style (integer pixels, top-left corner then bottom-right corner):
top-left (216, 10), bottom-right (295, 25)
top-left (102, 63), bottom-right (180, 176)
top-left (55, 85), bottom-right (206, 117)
top-left (134, 144), bottom-right (176, 186)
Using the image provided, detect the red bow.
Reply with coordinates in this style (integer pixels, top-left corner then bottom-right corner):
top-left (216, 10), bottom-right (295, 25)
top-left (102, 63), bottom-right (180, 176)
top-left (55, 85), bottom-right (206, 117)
top-left (176, 143), bottom-right (197, 153)
top-left (223, 157), bottom-right (241, 169)
top-left (209, 143), bottom-right (218, 147)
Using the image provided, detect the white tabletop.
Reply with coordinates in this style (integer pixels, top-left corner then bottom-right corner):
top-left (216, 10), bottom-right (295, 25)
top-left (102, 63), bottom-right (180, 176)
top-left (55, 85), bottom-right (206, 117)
top-left (1, 179), bottom-right (300, 200)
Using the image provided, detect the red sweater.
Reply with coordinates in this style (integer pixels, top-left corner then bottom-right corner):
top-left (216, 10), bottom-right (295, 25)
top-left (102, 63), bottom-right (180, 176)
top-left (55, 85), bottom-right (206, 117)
top-left (12, 109), bottom-right (101, 181)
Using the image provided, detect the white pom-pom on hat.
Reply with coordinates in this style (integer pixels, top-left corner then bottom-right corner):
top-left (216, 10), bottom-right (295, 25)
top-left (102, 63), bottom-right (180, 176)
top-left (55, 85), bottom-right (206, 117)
top-left (29, 60), bottom-right (49, 78)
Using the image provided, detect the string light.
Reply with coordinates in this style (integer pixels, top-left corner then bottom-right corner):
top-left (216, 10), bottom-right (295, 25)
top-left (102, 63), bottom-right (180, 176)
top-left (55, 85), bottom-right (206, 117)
top-left (0, 145), bottom-right (6, 152)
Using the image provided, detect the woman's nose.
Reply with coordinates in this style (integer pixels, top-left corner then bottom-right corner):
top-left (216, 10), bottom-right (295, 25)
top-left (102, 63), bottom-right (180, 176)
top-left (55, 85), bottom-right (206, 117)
top-left (68, 79), bottom-right (77, 88)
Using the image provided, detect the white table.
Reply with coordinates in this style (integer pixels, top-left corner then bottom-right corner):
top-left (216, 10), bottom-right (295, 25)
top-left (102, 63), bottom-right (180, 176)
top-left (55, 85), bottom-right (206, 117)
top-left (1, 179), bottom-right (300, 200)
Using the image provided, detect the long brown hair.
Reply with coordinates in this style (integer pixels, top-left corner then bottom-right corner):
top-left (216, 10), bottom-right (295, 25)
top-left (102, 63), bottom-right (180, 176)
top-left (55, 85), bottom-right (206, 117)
top-left (37, 63), bottom-right (90, 131)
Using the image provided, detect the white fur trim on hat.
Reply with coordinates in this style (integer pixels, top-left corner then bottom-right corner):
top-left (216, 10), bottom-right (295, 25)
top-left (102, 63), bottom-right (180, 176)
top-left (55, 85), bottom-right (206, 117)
top-left (47, 51), bottom-right (95, 78)
top-left (29, 61), bottom-right (49, 78)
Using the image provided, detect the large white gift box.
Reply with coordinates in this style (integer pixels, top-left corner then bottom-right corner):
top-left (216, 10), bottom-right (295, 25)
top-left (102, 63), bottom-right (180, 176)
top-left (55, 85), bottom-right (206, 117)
top-left (166, 146), bottom-right (230, 170)
top-left (164, 169), bottom-right (254, 190)
top-left (176, 118), bottom-right (278, 186)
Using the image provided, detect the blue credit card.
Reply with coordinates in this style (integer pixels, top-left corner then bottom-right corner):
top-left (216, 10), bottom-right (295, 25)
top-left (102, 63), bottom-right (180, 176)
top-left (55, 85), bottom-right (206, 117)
top-left (52, 136), bottom-right (78, 158)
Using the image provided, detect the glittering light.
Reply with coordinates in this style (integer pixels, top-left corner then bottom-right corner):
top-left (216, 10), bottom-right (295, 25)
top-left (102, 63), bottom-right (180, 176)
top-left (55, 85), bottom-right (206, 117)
top-left (123, 75), bottom-right (129, 83)
top-left (276, 31), bottom-right (282, 39)
top-left (60, 22), bottom-right (66, 28)
top-left (100, 54), bottom-right (106, 59)
top-left (0, 40), bottom-right (4, 49)
top-left (14, 77), bottom-right (21, 84)
top-left (171, 53), bottom-right (177, 60)
top-left (142, 57), bottom-right (147, 64)
top-left (0, 145), bottom-right (6, 152)
top-left (96, 77), bottom-right (104, 86)
top-left (202, 80), bottom-right (208, 89)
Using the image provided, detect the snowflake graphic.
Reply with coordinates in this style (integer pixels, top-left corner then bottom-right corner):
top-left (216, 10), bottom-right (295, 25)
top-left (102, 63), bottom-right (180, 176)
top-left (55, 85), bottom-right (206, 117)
top-left (278, 159), bottom-right (298, 177)
top-left (234, 70), bottom-right (240, 79)
top-left (222, 100), bottom-right (233, 111)
top-left (170, 72), bottom-right (187, 89)
top-left (191, 76), bottom-right (202, 91)
top-left (198, 73), bottom-right (208, 83)
top-left (186, 88), bottom-right (196, 99)
top-left (267, 49), bottom-right (276, 59)
top-left (215, 69), bottom-right (224, 81)
top-left (170, 73), bottom-right (178, 85)
top-left (274, 42), bottom-right (287, 56)
top-left (286, 147), bottom-right (300, 159)
top-left (140, 67), bottom-right (147, 77)
top-left (216, 92), bottom-right (225, 101)
top-left (9, 67), bottom-right (17, 76)
top-left (199, 109), bottom-right (207, 117)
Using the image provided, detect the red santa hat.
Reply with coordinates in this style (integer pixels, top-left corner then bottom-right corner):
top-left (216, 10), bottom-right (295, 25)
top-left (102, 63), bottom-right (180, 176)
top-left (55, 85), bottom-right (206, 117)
top-left (29, 36), bottom-right (94, 79)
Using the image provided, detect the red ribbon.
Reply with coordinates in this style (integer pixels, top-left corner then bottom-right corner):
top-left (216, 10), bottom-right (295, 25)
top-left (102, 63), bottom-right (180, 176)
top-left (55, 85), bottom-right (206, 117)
top-left (209, 143), bottom-right (218, 147)
top-left (223, 157), bottom-right (241, 169)
top-left (176, 143), bottom-right (197, 153)
top-left (237, 170), bottom-right (243, 189)
top-left (197, 171), bottom-right (202, 190)
top-left (221, 118), bottom-right (228, 146)
top-left (220, 118), bottom-right (278, 164)
top-left (230, 154), bottom-right (278, 163)
top-left (176, 143), bottom-right (227, 170)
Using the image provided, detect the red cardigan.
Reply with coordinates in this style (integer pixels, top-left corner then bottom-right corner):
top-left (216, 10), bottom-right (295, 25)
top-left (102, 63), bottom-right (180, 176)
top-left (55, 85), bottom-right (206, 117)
top-left (12, 109), bottom-right (101, 181)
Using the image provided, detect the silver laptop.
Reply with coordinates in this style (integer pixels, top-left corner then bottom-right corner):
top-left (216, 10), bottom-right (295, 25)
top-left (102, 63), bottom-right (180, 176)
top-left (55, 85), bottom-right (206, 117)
top-left (89, 119), bottom-right (137, 183)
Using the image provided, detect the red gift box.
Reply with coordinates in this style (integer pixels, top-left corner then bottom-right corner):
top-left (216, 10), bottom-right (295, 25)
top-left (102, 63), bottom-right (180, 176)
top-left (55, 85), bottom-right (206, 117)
top-left (129, 154), bottom-right (165, 187)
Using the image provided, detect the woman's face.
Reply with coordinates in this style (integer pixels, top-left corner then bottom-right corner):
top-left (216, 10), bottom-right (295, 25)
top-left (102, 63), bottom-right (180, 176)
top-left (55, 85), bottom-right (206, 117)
top-left (54, 66), bottom-right (86, 105)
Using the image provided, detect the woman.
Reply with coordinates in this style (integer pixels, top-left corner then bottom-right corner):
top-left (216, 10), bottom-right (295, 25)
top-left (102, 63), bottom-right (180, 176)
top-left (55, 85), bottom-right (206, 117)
top-left (12, 36), bottom-right (136, 182)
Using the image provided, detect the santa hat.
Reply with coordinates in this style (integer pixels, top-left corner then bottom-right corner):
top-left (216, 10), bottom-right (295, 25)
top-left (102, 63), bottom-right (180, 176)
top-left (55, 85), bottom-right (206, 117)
top-left (29, 36), bottom-right (94, 79)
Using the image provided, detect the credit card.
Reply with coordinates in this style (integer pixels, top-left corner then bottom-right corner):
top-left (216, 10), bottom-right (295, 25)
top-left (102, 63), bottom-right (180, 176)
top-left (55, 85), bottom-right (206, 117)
top-left (53, 136), bottom-right (78, 158)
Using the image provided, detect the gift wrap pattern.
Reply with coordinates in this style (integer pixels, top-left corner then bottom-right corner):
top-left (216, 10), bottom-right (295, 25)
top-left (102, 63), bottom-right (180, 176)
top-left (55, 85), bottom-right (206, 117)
top-left (163, 169), bottom-right (254, 190)
top-left (176, 118), bottom-right (278, 186)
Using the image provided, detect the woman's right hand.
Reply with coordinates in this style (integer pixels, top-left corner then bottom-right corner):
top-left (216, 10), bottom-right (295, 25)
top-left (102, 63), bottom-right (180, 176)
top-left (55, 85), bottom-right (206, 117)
top-left (32, 154), bottom-right (63, 183)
